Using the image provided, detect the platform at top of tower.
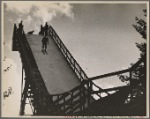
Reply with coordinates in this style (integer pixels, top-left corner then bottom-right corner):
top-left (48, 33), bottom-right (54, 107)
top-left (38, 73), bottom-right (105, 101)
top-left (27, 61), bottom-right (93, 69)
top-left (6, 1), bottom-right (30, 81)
top-left (26, 34), bottom-right (80, 95)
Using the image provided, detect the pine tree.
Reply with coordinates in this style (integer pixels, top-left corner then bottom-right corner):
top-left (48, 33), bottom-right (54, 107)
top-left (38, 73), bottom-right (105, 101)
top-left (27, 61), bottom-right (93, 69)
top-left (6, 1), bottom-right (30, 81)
top-left (119, 9), bottom-right (147, 104)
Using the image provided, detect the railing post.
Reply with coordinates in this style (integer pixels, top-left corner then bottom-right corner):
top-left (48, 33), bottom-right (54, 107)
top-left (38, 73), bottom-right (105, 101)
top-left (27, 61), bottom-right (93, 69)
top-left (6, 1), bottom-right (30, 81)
top-left (80, 69), bottom-right (82, 82)
top-left (20, 78), bottom-right (28, 115)
top-left (64, 97), bottom-right (66, 114)
top-left (87, 80), bottom-right (92, 106)
top-left (82, 87), bottom-right (85, 110)
top-left (129, 70), bottom-right (132, 86)
top-left (79, 87), bottom-right (82, 111)
top-left (60, 42), bottom-right (61, 49)
top-left (49, 25), bottom-right (89, 85)
top-left (73, 59), bottom-right (75, 71)
top-left (129, 69), bottom-right (133, 101)
top-left (71, 92), bottom-right (73, 110)
top-left (21, 65), bottom-right (24, 101)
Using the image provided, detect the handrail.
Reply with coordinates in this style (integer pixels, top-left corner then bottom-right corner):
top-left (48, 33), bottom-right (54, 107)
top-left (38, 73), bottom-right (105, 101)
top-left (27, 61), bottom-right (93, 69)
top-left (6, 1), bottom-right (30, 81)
top-left (13, 24), bottom-right (50, 114)
top-left (48, 25), bottom-right (88, 82)
top-left (89, 69), bottom-right (130, 81)
top-left (14, 24), bottom-right (90, 115)
top-left (21, 30), bottom-right (49, 95)
top-left (14, 23), bottom-right (146, 115)
top-left (89, 56), bottom-right (145, 81)
top-left (48, 24), bottom-right (146, 114)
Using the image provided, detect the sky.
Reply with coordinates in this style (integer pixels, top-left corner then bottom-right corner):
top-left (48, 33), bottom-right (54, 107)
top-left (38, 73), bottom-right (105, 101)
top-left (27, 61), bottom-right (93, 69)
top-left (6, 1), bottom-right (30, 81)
top-left (2, 1), bottom-right (147, 117)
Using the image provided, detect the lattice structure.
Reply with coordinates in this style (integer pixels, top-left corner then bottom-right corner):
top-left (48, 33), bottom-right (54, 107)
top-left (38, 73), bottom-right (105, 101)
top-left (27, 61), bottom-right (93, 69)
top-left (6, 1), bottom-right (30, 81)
top-left (12, 23), bottom-right (146, 116)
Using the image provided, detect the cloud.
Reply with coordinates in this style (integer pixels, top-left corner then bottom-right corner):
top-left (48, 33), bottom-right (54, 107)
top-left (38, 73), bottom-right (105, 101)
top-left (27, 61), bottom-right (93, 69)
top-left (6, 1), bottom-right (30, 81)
top-left (5, 2), bottom-right (74, 33)
top-left (25, 15), bottom-right (32, 24)
top-left (5, 2), bottom-right (33, 14)
top-left (5, 2), bottom-right (74, 23)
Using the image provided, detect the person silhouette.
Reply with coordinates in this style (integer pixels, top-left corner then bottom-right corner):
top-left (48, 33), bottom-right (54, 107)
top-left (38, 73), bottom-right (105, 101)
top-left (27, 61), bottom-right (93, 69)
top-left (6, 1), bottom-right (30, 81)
top-left (42, 35), bottom-right (49, 53)
top-left (44, 22), bottom-right (48, 36)
top-left (19, 21), bottom-right (24, 34)
top-left (39, 25), bottom-right (44, 36)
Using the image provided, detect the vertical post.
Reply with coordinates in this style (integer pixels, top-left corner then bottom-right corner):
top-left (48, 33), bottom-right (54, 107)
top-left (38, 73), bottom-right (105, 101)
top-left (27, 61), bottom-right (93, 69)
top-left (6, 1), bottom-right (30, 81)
top-left (60, 41), bottom-right (61, 50)
top-left (53, 31), bottom-right (56, 41)
top-left (82, 87), bottom-right (85, 110)
top-left (20, 79), bottom-right (28, 115)
top-left (90, 81), bottom-right (92, 104)
top-left (129, 70), bottom-right (133, 101)
top-left (21, 65), bottom-right (24, 100)
top-left (64, 97), bottom-right (66, 114)
top-left (73, 59), bottom-right (75, 71)
top-left (80, 69), bottom-right (82, 82)
top-left (71, 92), bottom-right (73, 110)
top-left (49, 27), bottom-right (51, 36)
top-left (87, 81), bottom-right (91, 106)
top-left (66, 51), bottom-right (68, 61)
top-left (79, 88), bottom-right (82, 111)
top-left (129, 70), bottom-right (132, 87)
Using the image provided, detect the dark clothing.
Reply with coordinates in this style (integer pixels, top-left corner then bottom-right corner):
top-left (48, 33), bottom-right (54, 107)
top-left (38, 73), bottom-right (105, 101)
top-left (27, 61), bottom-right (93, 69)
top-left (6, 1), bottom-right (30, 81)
top-left (45, 23), bottom-right (48, 36)
top-left (42, 37), bottom-right (48, 44)
top-left (39, 25), bottom-right (44, 35)
top-left (42, 36), bottom-right (49, 52)
top-left (42, 44), bottom-right (47, 51)
top-left (19, 22), bottom-right (23, 30)
top-left (19, 22), bottom-right (23, 34)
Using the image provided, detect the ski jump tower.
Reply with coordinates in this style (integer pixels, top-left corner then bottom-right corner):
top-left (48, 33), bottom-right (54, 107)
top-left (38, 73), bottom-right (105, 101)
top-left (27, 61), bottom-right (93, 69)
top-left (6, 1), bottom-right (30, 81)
top-left (12, 23), bottom-right (146, 116)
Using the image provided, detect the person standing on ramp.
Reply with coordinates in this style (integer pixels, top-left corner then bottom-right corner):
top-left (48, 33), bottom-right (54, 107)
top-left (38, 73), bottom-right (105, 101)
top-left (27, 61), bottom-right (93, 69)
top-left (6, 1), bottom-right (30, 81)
top-left (19, 21), bottom-right (24, 35)
top-left (44, 22), bottom-right (48, 36)
top-left (42, 35), bottom-right (49, 53)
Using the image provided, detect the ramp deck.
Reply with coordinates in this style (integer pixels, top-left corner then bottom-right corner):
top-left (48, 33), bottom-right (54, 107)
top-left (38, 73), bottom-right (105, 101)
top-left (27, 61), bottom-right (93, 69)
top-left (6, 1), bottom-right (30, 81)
top-left (12, 24), bottom-right (146, 116)
top-left (26, 34), bottom-right (80, 95)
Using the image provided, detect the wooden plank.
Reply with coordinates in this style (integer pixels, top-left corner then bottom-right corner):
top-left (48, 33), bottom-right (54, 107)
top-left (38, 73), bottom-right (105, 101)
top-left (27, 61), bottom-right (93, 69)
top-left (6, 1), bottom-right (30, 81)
top-left (52, 92), bottom-right (70, 104)
top-left (66, 102), bottom-right (83, 114)
top-left (89, 69), bottom-right (130, 81)
top-left (64, 97), bottom-right (85, 113)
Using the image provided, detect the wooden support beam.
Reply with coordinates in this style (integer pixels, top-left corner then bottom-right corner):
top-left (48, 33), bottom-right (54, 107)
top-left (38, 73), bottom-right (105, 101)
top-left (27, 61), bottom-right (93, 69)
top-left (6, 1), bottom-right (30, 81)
top-left (89, 69), bottom-right (130, 81)
top-left (64, 97), bottom-right (66, 114)
top-left (82, 88), bottom-right (85, 110)
top-left (12, 24), bottom-right (19, 51)
top-left (79, 88), bottom-right (82, 111)
top-left (21, 65), bottom-right (24, 101)
top-left (20, 80), bottom-right (29, 115)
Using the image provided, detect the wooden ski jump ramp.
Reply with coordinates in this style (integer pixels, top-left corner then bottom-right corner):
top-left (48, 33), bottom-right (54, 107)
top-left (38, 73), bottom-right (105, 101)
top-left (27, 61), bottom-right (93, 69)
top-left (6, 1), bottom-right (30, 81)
top-left (12, 24), bottom-right (145, 116)
top-left (26, 34), bottom-right (80, 95)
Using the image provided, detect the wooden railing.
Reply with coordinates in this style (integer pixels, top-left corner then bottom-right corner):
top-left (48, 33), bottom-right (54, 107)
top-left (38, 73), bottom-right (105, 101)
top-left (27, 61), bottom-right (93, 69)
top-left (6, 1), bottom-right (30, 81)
top-left (13, 24), bottom-right (146, 115)
top-left (89, 56), bottom-right (145, 99)
top-left (48, 26), bottom-right (88, 82)
top-left (49, 81), bottom-right (90, 115)
top-left (47, 25), bottom-right (146, 114)
top-left (13, 24), bottom-right (51, 115)
top-left (48, 54), bottom-right (145, 115)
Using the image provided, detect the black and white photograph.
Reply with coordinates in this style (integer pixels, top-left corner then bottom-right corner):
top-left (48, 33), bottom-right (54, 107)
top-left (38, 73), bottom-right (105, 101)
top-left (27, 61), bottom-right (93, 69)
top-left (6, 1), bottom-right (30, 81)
top-left (1, 1), bottom-right (149, 117)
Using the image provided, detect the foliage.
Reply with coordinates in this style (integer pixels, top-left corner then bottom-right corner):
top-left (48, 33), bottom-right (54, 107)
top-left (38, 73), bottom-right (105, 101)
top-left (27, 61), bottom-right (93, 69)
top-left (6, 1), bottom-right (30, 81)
top-left (132, 9), bottom-right (147, 58)
top-left (3, 87), bottom-right (13, 99)
top-left (119, 9), bottom-right (147, 104)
